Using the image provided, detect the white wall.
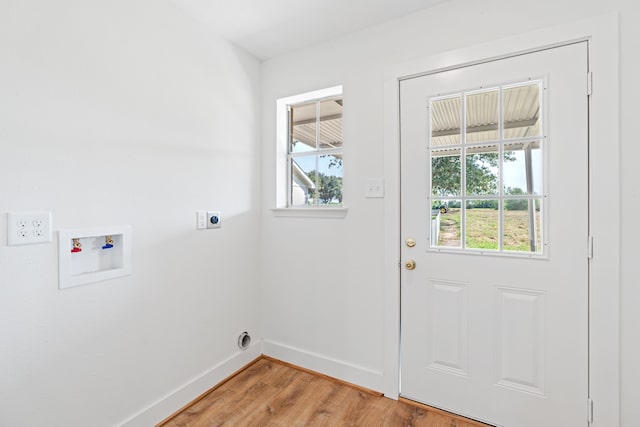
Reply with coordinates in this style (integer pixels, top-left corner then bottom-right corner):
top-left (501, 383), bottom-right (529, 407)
top-left (261, 0), bottom-right (640, 425)
top-left (0, 1), bottom-right (262, 426)
top-left (2, 0), bottom-right (638, 425)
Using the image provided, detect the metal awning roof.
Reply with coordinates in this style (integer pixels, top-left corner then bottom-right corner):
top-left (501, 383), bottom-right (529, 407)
top-left (291, 98), bottom-right (343, 150)
top-left (431, 84), bottom-right (541, 147)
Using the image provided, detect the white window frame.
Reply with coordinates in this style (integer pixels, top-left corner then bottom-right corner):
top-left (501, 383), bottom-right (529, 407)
top-left (273, 85), bottom-right (347, 218)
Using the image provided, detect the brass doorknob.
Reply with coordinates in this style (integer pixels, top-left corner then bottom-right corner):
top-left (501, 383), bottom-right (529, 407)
top-left (405, 259), bottom-right (416, 270)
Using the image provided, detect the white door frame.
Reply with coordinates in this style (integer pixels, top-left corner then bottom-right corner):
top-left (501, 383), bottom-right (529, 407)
top-left (383, 13), bottom-right (619, 427)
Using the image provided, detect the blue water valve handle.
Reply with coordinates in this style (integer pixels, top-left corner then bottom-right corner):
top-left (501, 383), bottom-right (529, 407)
top-left (102, 235), bottom-right (114, 249)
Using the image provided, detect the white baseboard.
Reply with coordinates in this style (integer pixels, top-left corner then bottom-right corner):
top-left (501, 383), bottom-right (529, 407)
top-left (118, 340), bottom-right (385, 426)
top-left (262, 340), bottom-right (384, 393)
top-left (118, 342), bottom-right (262, 427)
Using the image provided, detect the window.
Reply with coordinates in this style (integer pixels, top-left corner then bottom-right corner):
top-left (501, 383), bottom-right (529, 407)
top-left (275, 86), bottom-right (344, 213)
top-left (429, 81), bottom-right (544, 254)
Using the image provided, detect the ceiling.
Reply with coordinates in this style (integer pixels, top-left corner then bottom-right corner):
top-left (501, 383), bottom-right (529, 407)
top-left (170, 0), bottom-right (448, 60)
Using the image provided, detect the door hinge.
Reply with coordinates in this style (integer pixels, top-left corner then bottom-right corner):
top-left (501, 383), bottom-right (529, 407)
top-left (587, 72), bottom-right (593, 96)
top-left (588, 235), bottom-right (594, 259)
top-left (587, 398), bottom-right (594, 423)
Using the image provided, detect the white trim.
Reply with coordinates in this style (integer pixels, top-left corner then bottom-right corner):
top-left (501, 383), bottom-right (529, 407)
top-left (262, 339), bottom-right (384, 392)
top-left (383, 13), bottom-right (619, 427)
top-left (271, 207), bottom-right (348, 218)
top-left (119, 337), bottom-right (383, 426)
top-left (277, 85), bottom-right (344, 107)
top-left (117, 342), bottom-right (262, 427)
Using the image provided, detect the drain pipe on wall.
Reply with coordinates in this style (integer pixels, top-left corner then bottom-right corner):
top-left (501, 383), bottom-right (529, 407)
top-left (238, 332), bottom-right (251, 350)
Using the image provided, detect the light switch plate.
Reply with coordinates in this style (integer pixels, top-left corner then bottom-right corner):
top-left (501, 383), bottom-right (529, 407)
top-left (196, 211), bottom-right (207, 230)
top-left (365, 178), bottom-right (384, 198)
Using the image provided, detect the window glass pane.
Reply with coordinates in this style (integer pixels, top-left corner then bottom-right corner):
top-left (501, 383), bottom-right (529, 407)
top-left (503, 83), bottom-right (541, 139)
top-left (291, 138), bottom-right (315, 153)
top-left (290, 156), bottom-right (316, 206)
top-left (427, 80), bottom-right (545, 255)
top-left (319, 98), bottom-right (343, 150)
top-left (503, 141), bottom-right (542, 195)
top-left (465, 200), bottom-right (499, 250)
top-left (431, 200), bottom-right (461, 248)
top-left (466, 89), bottom-right (499, 142)
top-left (504, 198), bottom-right (542, 253)
top-left (465, 145), bottom-right (499, 196)
top-left (284, 88), bottom-right (344, 208)
top-left (316, 154), bottom-right (343, 205)
top-left (431, 149), bottom-right (461, 197)
top-left (431, 96), bottom-right (461, 146)
top-left (291, 102), bottom-right (317, 153)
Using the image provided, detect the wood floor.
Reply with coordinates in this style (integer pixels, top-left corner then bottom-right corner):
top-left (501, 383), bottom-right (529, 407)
top-left (159, 357), bottom-right (491, 427)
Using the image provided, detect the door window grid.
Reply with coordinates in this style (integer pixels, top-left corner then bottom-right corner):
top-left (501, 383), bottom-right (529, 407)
top-left (428, 81), bottom-right (545, 255)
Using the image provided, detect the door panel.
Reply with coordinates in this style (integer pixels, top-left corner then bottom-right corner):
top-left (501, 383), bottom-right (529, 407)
top-left (400, 43), bottom-right (588, 427)
top-left (495, 287), bottom-right (545, 395)
top-left (426, 280), bottom-right (468, 376)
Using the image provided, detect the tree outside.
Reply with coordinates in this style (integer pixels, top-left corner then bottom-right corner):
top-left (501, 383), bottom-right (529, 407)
top-left (432, 152), bottom-right (515, 197)
top-left (504, 186), bottom-right (528, 210)
top-left (306, 170), bottom-right (343, 204)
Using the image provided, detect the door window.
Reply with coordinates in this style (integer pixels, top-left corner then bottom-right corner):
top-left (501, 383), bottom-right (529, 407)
top-left (429, 81), bottom-right (544, 254)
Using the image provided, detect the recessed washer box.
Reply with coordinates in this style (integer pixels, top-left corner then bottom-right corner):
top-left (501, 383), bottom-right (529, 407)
top-left (58, 226), bottom-right (132, 289)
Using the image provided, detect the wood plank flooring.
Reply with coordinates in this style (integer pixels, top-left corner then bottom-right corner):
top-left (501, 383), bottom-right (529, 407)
top-left (159, 357), bottom-right (491, 427)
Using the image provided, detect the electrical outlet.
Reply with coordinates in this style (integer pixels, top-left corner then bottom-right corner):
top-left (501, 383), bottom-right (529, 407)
top-left (196, 211), bottom-right (221, 230)
top-left (207, 211), bottom-right (221, 229)
top-left (7, 212), bottom-right (52, 245)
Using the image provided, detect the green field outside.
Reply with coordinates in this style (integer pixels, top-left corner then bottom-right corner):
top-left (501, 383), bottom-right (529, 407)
top-left (437, 208), bottom-right (542, 252)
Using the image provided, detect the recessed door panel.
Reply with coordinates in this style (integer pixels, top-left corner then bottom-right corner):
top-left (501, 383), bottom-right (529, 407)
top-left (496, 287), bottom-right (545, 395)
top-left (427, 280), bottom-right (468, 376)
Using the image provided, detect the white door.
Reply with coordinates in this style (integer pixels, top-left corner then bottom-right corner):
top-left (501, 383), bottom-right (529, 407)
top-left (400, 42), bottom-right (589, 427)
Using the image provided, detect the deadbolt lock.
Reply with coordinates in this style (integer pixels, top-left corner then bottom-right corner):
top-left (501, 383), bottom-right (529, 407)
top-left (405, 259), bottom-right (416, 270)
top-left (405, 237), bottom-right (416, 248)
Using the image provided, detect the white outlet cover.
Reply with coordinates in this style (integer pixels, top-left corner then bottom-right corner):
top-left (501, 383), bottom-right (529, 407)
top-left (207, 211), bottom-right (221, 229)
top-left (7, 212), bottom-right (52, 245)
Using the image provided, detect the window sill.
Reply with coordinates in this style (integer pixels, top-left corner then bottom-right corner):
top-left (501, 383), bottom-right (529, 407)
top-left (271, 207), bottom-right (349, 218)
